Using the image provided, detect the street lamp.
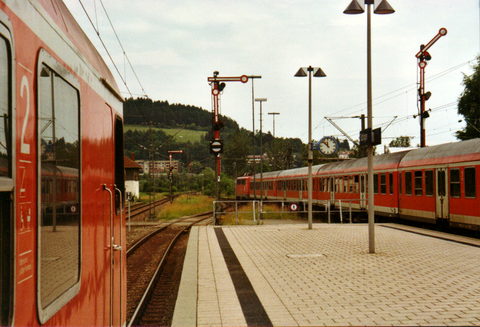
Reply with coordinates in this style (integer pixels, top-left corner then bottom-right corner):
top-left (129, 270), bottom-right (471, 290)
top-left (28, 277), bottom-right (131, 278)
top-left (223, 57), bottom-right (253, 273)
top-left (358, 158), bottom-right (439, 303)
top-left (294, 66), bottom-right (326, 230)
top-left (248, 75), bottom-right (262, 200)
top-left (268, 112), bottom-right (280, 137)
top-left (255, 98), bottom-right (267, 204)
top-left (344, 0), bottom-right (395, 253)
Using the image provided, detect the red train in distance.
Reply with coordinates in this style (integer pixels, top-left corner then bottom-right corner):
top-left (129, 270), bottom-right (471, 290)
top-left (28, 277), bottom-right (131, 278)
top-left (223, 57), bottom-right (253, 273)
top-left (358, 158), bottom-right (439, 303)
top-left (0, 1), bottom-right (126, 326)
top-left (236, 138), bottom-right (480, 231)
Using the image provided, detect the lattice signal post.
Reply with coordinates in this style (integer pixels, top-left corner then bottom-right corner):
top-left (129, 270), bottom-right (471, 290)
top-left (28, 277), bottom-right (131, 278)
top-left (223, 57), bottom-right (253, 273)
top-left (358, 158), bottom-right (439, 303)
top-left (207, 72), bottom-right (249, 199)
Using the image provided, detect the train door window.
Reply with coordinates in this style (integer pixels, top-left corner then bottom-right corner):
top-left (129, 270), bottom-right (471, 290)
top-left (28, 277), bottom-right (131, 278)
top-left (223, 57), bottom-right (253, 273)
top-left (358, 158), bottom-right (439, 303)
top-left (380, 174), bottom-right (386, 194)
top-left (354, 175), bottom-right (359, 193)
top-left (0, 32), bottom-right (12, 327)
top-left (405, 172), bottom-right (412, 195)
top-left (449, 168), bottom-right (460, 197)
top-left (389, 173), bottom-right (393, 194)
top-left (37, 59), bottom-right (80, 320)
top-left (425, 170), bottom-right (434, 196)
top-left (373, 174), bottom-right (378, 194)
top-left (414, 171), bottom-right (423, 196)
top-left (438, 170), bottom-right (446, 196)
top-left (464, 167), bottom-right (476, 198)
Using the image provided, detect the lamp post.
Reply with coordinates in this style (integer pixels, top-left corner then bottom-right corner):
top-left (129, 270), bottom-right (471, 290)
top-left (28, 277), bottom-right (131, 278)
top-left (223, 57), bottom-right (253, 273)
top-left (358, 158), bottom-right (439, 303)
top-left (295, 66), bottom-right (326, 230)
top-left (344, 0), bottom-right (395, 253)
top-left (168, 150), bottom-right (183, 203)
top-left (249, 75), bottom-right (262, 200)
top-left (268, 112), bottom-right (280, 137)
top-left (255, 98), bottom-right (267, 205)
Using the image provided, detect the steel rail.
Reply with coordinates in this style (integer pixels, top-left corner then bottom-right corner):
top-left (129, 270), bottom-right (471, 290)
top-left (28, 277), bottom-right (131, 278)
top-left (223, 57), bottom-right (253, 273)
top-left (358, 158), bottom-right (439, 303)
top-left (126, 214), bottom-right (212, 327)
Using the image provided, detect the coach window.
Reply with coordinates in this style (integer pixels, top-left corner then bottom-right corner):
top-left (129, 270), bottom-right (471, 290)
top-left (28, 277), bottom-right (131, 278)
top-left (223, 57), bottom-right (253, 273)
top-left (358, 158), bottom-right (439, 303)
top-left (414, 171), bottom-right (423, 196)
top-left (405, 171), bottom-right (412, 195)
top-left (380, 174), bottom-right (386, 194)
top-left (0, 37), bottom-right (10, 179)
top-left (464, 167), bottom-right (476, 198)
top-left (373, 174), bottom-right (378, 194)
top-left (450, 168), bottom-right (460, 197)
top-left (425, 170), bottom-right (433, 196)
top-left (38, 62), bottom-right (80, 316)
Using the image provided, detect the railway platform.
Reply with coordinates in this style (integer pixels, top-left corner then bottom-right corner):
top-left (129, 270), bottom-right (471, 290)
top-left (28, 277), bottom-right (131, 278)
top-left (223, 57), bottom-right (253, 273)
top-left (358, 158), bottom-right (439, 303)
top-left (172, 223), bottom-right (480, 326)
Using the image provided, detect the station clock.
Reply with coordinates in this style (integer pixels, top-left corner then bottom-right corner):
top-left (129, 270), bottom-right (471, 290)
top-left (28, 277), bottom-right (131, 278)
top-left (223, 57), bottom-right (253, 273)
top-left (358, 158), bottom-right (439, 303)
top-left (318, 136), bottom-right (339, 156)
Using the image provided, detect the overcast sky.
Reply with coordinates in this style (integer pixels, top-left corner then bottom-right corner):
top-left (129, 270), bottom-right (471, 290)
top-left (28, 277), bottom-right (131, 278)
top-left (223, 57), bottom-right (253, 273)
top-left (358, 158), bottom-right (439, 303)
top-left (65, 0), bottom-right (479, 148)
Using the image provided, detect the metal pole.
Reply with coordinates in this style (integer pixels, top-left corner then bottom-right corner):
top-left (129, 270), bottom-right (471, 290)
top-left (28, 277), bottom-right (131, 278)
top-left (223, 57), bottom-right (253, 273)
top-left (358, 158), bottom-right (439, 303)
top-left (252, 78), bottom-right (257, 201)
top-left (366, 2), bottom-right (375, 253)
top-left (259, 100), bottom-right (264, 202)
top-left (307, 67), bottom-right (313, 230)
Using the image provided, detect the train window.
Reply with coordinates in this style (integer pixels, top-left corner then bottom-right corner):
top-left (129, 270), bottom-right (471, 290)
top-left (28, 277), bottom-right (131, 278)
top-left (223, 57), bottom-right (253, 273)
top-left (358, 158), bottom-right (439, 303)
top-left (0, 37), bottom-right (10, 178)
top-left (354, 175), bottom-right (359, 193)
top-left (38, 63), bottom-right (80, 312)
top-left (414, 171), bottom-right (423, 196)
top-left (380, 174), bottom-right (386, 194)
top-left (450, 169), bottom-right (460, 197)
top-left (425, 170), bottom-right (433, 196)
top-left (405, 172), bottom-right (412, 195)
top-left (389, 173), bottom-right (393, 194)
top-left (464, 167), bottom-right (476, 198)
top-left (373, 174), bottom-right (378, 194)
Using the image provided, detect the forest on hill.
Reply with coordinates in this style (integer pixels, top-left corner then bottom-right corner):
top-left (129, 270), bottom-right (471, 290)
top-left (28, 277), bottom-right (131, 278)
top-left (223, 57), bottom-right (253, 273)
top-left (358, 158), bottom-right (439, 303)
top-left (123, 97), bottom-right (310, 178)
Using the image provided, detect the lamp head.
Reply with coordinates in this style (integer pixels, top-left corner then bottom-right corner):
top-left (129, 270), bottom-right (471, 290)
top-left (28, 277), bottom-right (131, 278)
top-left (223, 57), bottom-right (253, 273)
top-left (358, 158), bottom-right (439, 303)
top-left (374, 0), bottom-right (395, 14)
top-left (294, 68), bottom-right (307, 77)
top-left (343, 0), bottom-right (364, 14)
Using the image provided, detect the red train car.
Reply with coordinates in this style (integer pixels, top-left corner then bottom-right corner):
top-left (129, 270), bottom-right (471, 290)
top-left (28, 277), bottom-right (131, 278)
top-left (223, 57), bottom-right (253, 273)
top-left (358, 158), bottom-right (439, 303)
top-left (237, 139), bottom-right (480, 230)
top-left (0, 1), bottom-right (126, 326)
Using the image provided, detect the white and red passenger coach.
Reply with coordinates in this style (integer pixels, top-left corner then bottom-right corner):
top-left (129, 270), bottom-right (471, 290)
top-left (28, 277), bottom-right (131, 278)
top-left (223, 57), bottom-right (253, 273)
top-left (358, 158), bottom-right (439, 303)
top-left (237, 139), bottom-right (480, 231)
top-left (0, 1), bottom-right (126, 326)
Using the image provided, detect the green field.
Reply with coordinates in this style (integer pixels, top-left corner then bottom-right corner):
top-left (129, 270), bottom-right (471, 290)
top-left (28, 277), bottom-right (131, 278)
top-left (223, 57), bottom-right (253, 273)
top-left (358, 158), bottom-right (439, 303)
top-left (125, 125), bottom-right (207, 143)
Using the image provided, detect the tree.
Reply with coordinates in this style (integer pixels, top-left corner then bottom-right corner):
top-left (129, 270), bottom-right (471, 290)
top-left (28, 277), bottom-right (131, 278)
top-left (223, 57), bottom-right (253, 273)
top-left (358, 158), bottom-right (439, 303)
top-left (389, 136), bottom-right (411, 147)
top-left (456, 56), bottom-right (480, 140)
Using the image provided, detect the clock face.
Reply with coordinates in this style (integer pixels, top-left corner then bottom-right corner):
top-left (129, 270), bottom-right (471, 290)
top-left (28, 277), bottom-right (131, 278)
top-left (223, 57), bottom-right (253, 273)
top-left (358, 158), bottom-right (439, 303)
top-left (319, 136), bottom-right (338, 155)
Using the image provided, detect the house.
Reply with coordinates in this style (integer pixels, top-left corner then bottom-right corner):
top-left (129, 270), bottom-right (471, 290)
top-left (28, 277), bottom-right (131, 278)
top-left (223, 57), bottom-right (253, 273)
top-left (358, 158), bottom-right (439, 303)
top-left (124, 156), bottom-right (142, 200)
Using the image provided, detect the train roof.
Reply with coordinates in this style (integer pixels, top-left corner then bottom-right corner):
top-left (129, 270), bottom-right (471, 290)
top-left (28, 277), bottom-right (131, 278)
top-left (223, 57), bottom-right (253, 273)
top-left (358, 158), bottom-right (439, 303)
top-left (399, 138), bottom-right (480, 168)
top-left (317, 151), bottom-right (410, 174)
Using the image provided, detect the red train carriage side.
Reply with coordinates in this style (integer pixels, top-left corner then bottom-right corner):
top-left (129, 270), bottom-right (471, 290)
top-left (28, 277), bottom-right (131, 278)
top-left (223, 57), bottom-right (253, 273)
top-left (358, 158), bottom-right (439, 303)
top-left (0, 1), bottom-right (126, 326)
top-left (237, 138), bottom-right (480, 230)
top-left (398, 139), bottom-right (480, 229)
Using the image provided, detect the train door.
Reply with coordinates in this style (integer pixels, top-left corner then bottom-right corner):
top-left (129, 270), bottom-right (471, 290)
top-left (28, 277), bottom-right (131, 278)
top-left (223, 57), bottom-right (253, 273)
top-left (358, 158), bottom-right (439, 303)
top-left (0, 27), bottom-right (13, 327)
top-left (359, 174), bottom-right (366, 209)
top-left (435, 168), bottom-right (449, 222)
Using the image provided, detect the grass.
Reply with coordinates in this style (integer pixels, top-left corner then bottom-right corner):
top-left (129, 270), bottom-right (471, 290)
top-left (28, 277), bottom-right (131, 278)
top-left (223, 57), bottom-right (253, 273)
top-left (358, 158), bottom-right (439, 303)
top-left (125, 125), bottom-right (207, 143)
top-left (156, 194), bottom-right (214, 220)
top-left (138, 192), bottom-right (165, 202)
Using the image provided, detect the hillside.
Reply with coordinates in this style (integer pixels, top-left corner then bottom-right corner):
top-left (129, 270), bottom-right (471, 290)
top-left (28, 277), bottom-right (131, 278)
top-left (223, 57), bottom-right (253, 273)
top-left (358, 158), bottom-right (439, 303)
top-left (123, 97), bottom-right (307, 177)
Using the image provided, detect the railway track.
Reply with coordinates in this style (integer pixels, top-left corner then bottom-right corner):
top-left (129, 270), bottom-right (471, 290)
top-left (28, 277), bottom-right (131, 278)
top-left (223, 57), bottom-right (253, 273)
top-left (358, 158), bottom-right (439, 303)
top-left (126, 213), bottom-right (212, 327)
top-left (127, 195), bottom-right (181, 221)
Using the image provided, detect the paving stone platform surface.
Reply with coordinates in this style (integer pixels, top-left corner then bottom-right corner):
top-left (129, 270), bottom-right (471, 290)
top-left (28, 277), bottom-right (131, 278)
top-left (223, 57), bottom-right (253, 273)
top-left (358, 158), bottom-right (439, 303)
top-left (173, 223), bottom-right (480, 326)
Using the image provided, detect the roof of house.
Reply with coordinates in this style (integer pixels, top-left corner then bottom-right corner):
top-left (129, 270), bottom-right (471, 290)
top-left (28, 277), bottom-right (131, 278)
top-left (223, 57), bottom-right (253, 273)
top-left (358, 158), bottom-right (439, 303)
top-left (124, 156), bottom-right (142, 169)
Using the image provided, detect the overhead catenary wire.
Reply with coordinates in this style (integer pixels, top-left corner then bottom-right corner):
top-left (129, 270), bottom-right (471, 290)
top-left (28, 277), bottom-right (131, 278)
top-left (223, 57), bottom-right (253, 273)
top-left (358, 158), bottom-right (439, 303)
top-left (98, 0), bottom-right (148, 98)
top-left (78, 0), bottom-right (135, 98)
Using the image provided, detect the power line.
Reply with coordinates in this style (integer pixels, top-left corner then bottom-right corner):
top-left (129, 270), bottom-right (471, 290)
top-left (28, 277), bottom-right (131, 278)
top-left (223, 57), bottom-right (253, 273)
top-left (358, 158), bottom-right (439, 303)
top-left (98, 0), bottom-right (148, 97)
top-left (78, 0), bottom-right (133, 97)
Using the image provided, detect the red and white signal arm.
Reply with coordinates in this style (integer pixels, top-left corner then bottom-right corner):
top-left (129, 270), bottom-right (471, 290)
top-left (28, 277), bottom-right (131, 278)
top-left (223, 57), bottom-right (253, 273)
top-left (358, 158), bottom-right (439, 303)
top-left (289, 203), bottom-right (298, 211)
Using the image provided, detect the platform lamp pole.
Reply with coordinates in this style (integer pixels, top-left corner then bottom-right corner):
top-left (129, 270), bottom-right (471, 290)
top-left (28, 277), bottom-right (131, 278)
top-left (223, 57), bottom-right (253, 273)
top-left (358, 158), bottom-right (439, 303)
top-left (344, 0), bottom-right (395, 253)
top-left (249, 75), bottom-right (262, 200)
top-left (268, 112), bottom-right (280, 137)
top-left (255, 98), bottom-right (267, 207)
top-left (295, 66), bottom-right (326, 230)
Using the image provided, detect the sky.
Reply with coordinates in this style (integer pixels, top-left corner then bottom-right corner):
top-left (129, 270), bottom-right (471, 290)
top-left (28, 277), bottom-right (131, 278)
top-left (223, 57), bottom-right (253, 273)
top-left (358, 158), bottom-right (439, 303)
top-left (64, 0), bottom-right (480, 149)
